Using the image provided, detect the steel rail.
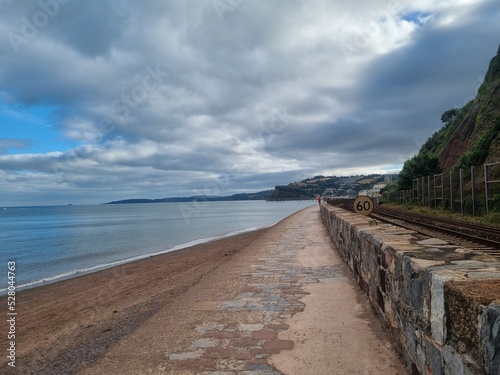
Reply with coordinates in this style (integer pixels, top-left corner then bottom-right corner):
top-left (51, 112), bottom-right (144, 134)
top-left (326, 199), bottom-right (500, 250)
top-left (374, 206), bottom-right (500, 236)
top-left (370, 210), bottom-right (500, 249)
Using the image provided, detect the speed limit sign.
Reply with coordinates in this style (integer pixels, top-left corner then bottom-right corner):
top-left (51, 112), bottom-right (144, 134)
top-left (353, 195), bottom-right (374, 216)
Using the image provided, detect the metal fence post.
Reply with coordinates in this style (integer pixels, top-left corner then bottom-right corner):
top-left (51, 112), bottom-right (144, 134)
top-left (449, 171), bottom-right (453, 212)
top-left (459, 168), bottom-right (464, 214)
top-left (433, 173), bottom-right (443, 208)
top-left (412, 178), bottom-right (420, 203)
top-left (421, 176), bottom-right (425, 206)
top-left (484, 163), bottom-right (489, 214)
top-left (441, 173), bottom-right (444, 209)
top-left (471, 166), bottom-right (476, 216)
top-left (400, 162), bottom-right (498, 216)
top-left (428, 175), bottom-right (431, 207)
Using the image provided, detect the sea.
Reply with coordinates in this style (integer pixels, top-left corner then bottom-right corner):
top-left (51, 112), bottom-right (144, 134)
top-left (0, 200), bottom-right (314, 294)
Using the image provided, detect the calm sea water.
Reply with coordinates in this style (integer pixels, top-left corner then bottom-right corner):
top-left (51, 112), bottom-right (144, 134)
top-left (0, 200), bottom-right (314, 293)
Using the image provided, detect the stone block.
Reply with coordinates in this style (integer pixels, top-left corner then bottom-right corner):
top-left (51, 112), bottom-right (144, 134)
top-left (168, 350), bottom-right (203, 361)
top-left (238, 323), bottom-right (265, 332)
top-left (424, 338), bottom-right (443, 375)
top-left (263, 339), bottom-right (294, 350)
top-left (251, 330), bottom-right (278, 340)
top-left (406, 323), bottom-right (417, 359)
top-left (265, 323), bottom-right (289, 331)
top-left (411, 277), bottom-right (423, 312)
top-left (190, 338), bottom-right (216, 349)
top-left (482, 304), bottom-right (500, 375)
top-left (442, 345), bottom-right (473, 375)
top-left (431, 272), bottom-right (454, 346)
top-left (446, 280), bottom-right (500, 366)
top-left (203, 347), bottom-right (233, 359)
top-left (379, 267), bottom-right (387, 293)
top-left (416, 343), bottom-right (426, 375)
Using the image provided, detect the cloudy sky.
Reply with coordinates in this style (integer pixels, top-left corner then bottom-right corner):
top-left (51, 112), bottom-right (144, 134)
top-left (0, 0), bottom-right (499, 206)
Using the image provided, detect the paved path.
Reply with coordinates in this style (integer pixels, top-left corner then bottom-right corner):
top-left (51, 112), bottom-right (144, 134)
top-left (81, 206), bottom-right (407, 375)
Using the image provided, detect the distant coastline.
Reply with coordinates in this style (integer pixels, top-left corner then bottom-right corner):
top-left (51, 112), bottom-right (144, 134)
top-left (106, 191), bottom-right (275, 204)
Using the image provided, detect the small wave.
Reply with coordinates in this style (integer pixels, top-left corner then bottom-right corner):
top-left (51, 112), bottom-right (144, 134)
top-left (0, 225), bottom-right (269, 295)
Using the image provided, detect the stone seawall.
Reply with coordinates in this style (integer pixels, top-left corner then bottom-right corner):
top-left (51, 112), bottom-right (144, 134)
top-left (320, 204), bottom-right (500, 375)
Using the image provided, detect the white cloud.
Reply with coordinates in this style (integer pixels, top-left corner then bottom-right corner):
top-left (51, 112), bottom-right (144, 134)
top-left (0, 0), bottom-right (499, 205)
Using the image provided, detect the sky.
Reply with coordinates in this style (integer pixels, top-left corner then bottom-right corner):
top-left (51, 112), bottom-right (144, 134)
top-left (0, 0), bottom-right (499, 206)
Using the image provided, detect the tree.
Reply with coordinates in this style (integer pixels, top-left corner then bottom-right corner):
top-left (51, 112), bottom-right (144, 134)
top-left (440, 108), bottom-right (459, 124)
top-left (398, 154), bottom-right (441, 190)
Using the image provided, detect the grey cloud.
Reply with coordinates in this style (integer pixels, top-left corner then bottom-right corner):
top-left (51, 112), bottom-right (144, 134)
top-left (0, 139), bottom-right (31, 154)
top-left (0, 0), bottom-right (499, 205)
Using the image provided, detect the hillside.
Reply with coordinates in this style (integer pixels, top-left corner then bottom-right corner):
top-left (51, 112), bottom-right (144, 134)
top-left (106, 175), bottom-right (393, 203)
top-left (106, 190), bottom-right (273, 204)
top-left (271, 174), bottom-right (393, 200)
top-left (440, 44), bottom-right (500, 170)
top-left (398, 44), bottom-right (500, 189)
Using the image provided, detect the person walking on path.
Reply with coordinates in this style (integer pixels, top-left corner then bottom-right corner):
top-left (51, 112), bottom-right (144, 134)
top-left (317, 195), bottom-right (321, 205)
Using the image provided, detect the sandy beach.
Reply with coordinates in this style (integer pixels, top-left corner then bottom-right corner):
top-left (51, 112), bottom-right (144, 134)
top-left (0, 227), bottom-right (268, 374)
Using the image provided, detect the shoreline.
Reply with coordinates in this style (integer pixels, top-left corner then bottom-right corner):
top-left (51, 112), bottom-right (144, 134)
top-left (1, 201), bottom-right (315, 297)
top-left (0, 206), bottom-right (409, 374)
top-left (0, 224), bottom-right (272, 296)
top-left (0, 224), bottom-right (272, 373)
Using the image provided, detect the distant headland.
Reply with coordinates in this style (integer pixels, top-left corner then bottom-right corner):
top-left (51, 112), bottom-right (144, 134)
top-left (105, 190), bottom-right (274, 204)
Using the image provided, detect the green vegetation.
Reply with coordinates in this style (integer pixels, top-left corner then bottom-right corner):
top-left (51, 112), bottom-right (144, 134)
top-left (397, 45), bottom-right (500, 191)
top-left (420, 101), bottom-right (473, 158)
top-left (270, 185), bottom-right (315, 200)
top-left (398, 154), bottom-right (441, 190)
top-left (455, 117), bottom-right (500, 170)
top-left (272, 174), bottom-right (392, 200)
top-left (440, 108), bottom-right (458, 124)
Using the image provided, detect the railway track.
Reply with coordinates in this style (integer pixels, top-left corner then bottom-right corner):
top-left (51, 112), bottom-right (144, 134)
top-left (328, 199), bottom-right (500, 255)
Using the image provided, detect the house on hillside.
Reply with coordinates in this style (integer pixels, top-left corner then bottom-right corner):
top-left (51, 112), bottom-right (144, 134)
top-left (323, 188), bottom-right (336, 196)
top-left (359, 183), bottom-right (387, 201)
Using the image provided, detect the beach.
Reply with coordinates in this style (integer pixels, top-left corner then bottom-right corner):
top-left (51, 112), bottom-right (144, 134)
top-left (1, 206), bottom-right (407, 374)
top-left (0, 227), bottom-right (268, 374)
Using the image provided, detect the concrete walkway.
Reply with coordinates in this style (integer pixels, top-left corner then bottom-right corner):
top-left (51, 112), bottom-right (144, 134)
top-left (81, 206), bottom-right (408, 375)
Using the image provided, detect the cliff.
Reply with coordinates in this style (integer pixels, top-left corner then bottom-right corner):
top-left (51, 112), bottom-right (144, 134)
top-left (439, 44), bottom-right (500, 170)
top-left (398, 44), bottom-right (500, 189)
